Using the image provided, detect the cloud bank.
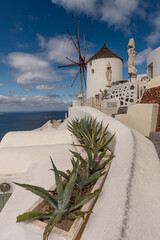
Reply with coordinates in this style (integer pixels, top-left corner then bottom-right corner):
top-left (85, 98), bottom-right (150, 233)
top-left (4, 52), bottom-right (60, 86)
top-left (146, 10), bottom-right (160, 46)
top-left (0, 94), bottom-right (71, 111)
top-left (135, 47), bottom-right (152, 65)
top-left (52, 0), bottom-right (146, 29)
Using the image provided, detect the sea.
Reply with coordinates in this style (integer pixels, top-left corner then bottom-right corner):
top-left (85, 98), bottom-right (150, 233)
top-left (0, 111), bottom-right (68, 142)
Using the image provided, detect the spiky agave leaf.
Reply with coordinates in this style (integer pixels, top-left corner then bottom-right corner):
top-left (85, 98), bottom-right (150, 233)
top-left (96, 121), bottom-right (103, 136)
top-left (85, 145), bottom-right (94, 171)
top-left (43, 212), bottom-right (64, 240)
top-left (58, 170), bottom-right (70, 181)
top-left (80, 170), bottom-right (104, 188)
top-left (99, 133), bottom-right (115, 151)
top-left (93, 147), bottom-right (99, 159)
top-left (75, 187), bottom-right (82, 203)
top-left (77, 128), bottom-right (91, 146)
top-left (50, 157), bottom-right (64, 210)
top-left (69, 149), bottom-right (87, 166)
top-left (96, 156), bottom-right (113, 171)
top-left (97, 124), bottom-right (109, 146)
top-left (13, 182), bottom-right (58, 210)
top-left (17, 211), bottom-right (53, 222)
top-left (62, 160), bottom-right (79, 210)
top-left (98, 149), bottom-right (107, 160)
top-left (70, 189), bottom-right (100, 212)
top-left (67, 210), bottom-right (84, 220)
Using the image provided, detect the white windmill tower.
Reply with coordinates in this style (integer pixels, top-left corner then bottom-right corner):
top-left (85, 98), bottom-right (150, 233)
top-left (86, 43), bottom-right (123, 99)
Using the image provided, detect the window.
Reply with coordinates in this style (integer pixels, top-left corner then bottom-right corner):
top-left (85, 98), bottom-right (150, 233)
top-left (92, 69), bottom-right (94, 74)
top-left (90, 61), bottom-right (92, 66)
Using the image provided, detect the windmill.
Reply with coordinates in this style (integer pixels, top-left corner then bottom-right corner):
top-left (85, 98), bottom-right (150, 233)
top-left (58, 16), bottom-right (87, 96)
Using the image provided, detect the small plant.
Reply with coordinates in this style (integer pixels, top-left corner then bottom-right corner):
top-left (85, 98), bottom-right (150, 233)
top-left (70, 149), bottom-right (113, 175)
top-left (68, 117), bottom-right (115, 152)
top-left (57, 155), bottom-right (105, 202)
top-left (14, 116), bottom-right (114, 240)
top-left (14, 158), bottom-right (99, 240)
top-left (68, 117), bottom-right (114, 174)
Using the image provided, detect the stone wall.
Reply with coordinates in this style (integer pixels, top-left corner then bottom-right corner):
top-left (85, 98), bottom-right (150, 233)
top-left (106, 82), bottom-right (135, 106)
top-left (141, 86), bottom-right (160, 131)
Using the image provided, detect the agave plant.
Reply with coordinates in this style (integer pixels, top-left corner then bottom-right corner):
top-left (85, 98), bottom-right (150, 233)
top-left (68, 117), bottom-right (115, 152)
top-left (14, 158), bottom-right (100, 240)
top-left (57, 156), bottom-right (104, 201)
top-left (70, 149), bottom-right (113, 175)
top-left (67, 117), bottom-right (98, 145)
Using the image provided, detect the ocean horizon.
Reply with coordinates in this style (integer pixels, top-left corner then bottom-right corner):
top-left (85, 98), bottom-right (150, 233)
top-left (0, 110), bottom-right (68, 142)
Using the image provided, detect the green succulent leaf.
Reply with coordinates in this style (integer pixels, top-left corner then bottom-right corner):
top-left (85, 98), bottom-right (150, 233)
top-left (17, 211), bottom-right (52, 222)
top-left (69, 150), bottom-right (87, 166)
top-left (97, 124), bottom-right (109, 146)
top-left (81, 170), bottom-right (103, 188)
top-left (75, 188), bottom-right (82, 203)
top-left (85, 145), bottom-right (94, 170)
top-left (43, 212), bottom-right (64, 240)
top-left (50, 158), bottom-right (64, 210)
top-left (99, 133), bottom-right (115, 151)
top-left (97, 121), bottom-right (103, 136)
top-left (62, 160), bottom-right (79, 210)
top-left (70, 189), bottom-right (100, 212)
top-left (58, 170), bottom-right (70, 181)
top-left (96, 157), bottom-right (113, 171)
top-left (13, 182), bottom-right (58, 210)
top-left (67, 210), bottom-right (84, 220)
top-left (98, 149), bottom-right (107, 160)
top-left (93, 147), bottom-right (99, 159)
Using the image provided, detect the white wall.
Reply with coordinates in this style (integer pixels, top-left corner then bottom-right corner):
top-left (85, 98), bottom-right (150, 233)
top-left (147, 47), bottom-right (160, 78)
top-left (87, 58), bottom-right (123, 98)
top-left (146, 75), bottom-right (160, 89)
top-left (0, 129), bottom-right (72, 148)
top-left (1, 106), bottom-right (160, 240)
top-left (115, 103), bottom-right (159, 136)
top-left (69, 106), bottom-right (160, 240)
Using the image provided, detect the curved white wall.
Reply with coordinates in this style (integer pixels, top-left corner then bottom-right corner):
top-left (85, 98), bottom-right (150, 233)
top-left (147, 47), bottom-right (160, 79)
top-left (87, 58), bottom-right (123, 98)
top-left (1, 106), bottom-right (160, 240)
top-left (0, 129), bottom-right (72, 148)
top-left (69, 106), bottom-right (160, 240)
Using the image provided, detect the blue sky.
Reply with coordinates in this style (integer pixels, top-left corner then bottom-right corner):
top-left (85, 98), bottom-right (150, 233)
top-left (0, 0), bottom-right (159, 111)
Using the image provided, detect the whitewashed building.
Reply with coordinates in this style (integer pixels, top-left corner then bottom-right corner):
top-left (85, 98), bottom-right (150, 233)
top-left (147, 47), bottom-right (160, 79)
top-left (87, 43), bottom-right (123, 99)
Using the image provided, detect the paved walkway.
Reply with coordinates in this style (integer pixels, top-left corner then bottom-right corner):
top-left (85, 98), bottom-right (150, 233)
top-left (148, 132), bottom-right (160, 159)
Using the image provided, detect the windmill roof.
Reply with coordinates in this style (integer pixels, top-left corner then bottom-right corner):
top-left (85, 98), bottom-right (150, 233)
top-left (88, 43), bottom-right (123, 62)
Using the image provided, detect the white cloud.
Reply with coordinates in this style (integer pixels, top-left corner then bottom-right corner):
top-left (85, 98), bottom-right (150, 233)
top-left (135, 47), bottom-right (152, 65)
top-left (34, 84), bottom-right (62, 90)
top-left (100, 0), bottom-right (145, 28)
top-left (52, 0), bottom-right (97, 15)
top-left (3, 34), bottom-right (93, 92)
top-left (37, 34), bottom-right (77, 64)
top-left (6, 52), bottom-right (49, 71)
top-left (0, 94), bottom-right (71, 111)
top-left (37, 34), bottom-right (46, 48)
top-left (4, 52), bottom-right (60, 85)
top-left (146, 10), bottom-right (160, 45)
top-left (52, 0), bottom-right (146, 29)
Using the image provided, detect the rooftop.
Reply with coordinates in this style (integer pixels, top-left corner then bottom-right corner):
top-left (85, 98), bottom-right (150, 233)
top-left (88, 43), bottom-right (123, 62)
